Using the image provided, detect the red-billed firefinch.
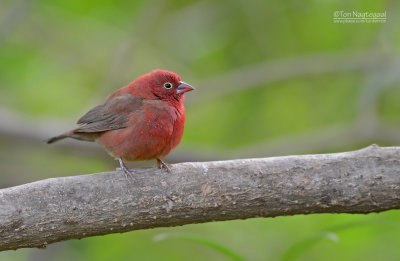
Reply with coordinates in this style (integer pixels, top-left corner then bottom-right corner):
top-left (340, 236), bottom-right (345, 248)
top-left (47, 69), bottom-right (194, 179)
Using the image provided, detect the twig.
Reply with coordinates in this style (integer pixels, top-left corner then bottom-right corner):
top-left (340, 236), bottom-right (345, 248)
top-left (190, 50), bottom-right (388, 105)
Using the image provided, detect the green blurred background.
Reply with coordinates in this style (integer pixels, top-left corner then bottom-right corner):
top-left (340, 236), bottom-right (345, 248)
top-left (1, 0), bottom-right (400, 260)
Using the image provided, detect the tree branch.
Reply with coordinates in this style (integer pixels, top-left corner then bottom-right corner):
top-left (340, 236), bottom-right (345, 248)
top-left (1, 145), bottom-right (400, 251)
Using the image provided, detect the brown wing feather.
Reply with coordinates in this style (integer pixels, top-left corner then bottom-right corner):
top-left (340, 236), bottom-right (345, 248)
top-left (74, 94), bottom-right (143, 133)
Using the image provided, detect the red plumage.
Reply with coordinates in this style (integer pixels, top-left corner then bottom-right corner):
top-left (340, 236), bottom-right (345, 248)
top-left (47, 69), bottom-right (194, 178)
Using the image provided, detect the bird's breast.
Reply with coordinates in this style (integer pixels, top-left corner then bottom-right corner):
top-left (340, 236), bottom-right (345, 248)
top-left (99, 99), bottom-right (186, 161)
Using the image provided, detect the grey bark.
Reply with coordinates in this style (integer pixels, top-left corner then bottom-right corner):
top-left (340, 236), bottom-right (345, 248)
top-left (1, 145), bottom-right (400, 251)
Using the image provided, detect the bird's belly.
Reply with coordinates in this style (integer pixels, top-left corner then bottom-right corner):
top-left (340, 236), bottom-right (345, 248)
top-left (98, 109), bottom-right (184, 161)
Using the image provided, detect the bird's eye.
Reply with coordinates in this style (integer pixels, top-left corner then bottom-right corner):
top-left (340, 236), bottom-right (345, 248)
top-left (163, 82), bottom-right (173, 89)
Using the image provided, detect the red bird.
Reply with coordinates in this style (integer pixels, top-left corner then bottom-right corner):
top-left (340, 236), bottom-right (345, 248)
top-left (47, 69), bottom-right (194, 179)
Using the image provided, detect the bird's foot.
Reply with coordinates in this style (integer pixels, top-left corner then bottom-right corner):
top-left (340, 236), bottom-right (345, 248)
top-left (118, 158), bottom-right (135, 181)
top-left (156, 158), bottom-right (171, 173)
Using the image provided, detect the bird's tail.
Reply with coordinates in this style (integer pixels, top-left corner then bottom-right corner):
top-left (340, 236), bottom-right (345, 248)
top-left (46, 131), bottom-right (74, 144)
top-left (46, 130), bottom-right (97, 144)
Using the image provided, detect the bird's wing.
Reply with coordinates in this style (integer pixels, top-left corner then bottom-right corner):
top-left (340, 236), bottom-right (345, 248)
top-left (74, 94), bottom-right (143, 133)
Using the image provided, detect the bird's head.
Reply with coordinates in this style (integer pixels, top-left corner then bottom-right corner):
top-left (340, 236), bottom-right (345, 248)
top-left (130, 69), bottom-right (194, 103)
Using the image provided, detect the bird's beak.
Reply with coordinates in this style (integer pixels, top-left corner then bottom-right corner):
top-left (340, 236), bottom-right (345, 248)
top-left (176, 81), bottom-right (195, 94)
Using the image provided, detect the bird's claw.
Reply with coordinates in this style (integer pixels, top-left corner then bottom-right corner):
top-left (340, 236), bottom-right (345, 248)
top-left (157, 158), bottom-right (171, 173)
top-left (116, 167), bottom-right (135, 181)
top-left (118, 158), bottom-right (135, 182)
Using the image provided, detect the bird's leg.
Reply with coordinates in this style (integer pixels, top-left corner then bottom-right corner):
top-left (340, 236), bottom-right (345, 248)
top-left (117, 157), bottom-right (135, 181)
top-left (156, 158), bottom-right (171, 173)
